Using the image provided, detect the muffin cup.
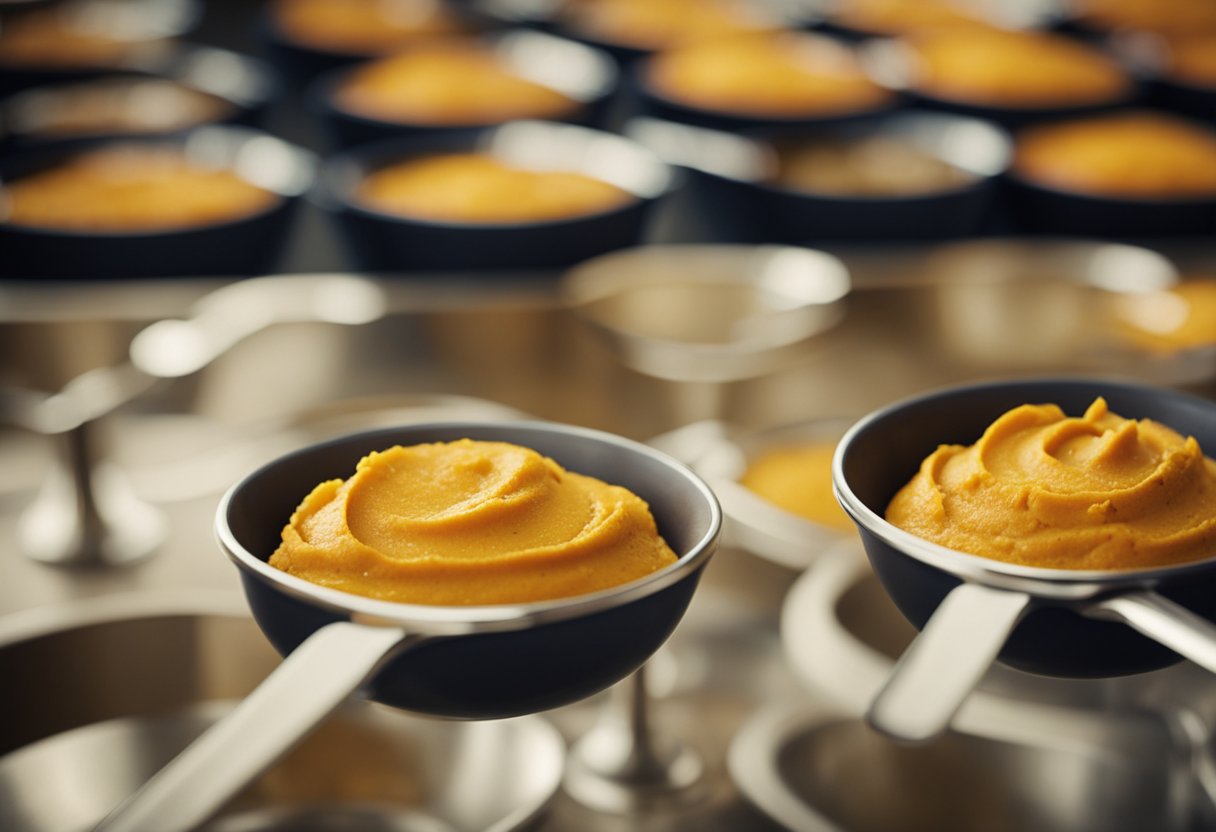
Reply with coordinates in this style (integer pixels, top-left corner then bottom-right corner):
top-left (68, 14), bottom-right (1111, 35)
top-left (0, 125), bottom-right (315, 279)
top-left (0, 45), bottom-right (279, 153)
top-left (1004, 177), bottom-right (1216, 238)
top-left (256, 0), bottom-right (504, 80)
top-left (0, 0), bottom-right (201, 96)
top-left (317, 120), bottom-right (673, 272)
top-left (629, 111), bottom-right (1011, 243)
top-left (309, 28), bottom-right (619, 150)
top-left (628, 48), bottom-right (901, 135)
top-left (860, 36), bottom-right (1138, 129)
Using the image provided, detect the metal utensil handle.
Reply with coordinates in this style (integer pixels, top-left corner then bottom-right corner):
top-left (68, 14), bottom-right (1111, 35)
top-left (1090, 590), bottom-right (1216, 674)
top-left (867, 582), bottom-right (1032, 744)
top-left (93, 620), bottom-right (415, 832)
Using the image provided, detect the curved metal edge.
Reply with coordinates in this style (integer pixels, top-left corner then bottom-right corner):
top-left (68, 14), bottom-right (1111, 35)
top-left (831, 376), bottom-right (1216, 599)
top-left (780, 543), bottom-right (1173, 758)
top-left (0, 589), bottom-right (249, 649)
top-left (214, 419), bottom-right (723, 634)
top-left (727, 701), bottom-right (844, 832)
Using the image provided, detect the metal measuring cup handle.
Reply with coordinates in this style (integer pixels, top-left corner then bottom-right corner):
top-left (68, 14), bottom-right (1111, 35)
top-left (867, 583), bottom-right (1216, 745)
top-left (92, 620), bottom-right (419, 832)
top-left (865, 582), bottom-right (1033, 744)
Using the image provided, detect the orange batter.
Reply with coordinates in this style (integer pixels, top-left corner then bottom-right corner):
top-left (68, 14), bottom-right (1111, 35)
top-left (886, 398), bottom-right (1216, 570)
top-left (270, 440), bottom-right (679, 605)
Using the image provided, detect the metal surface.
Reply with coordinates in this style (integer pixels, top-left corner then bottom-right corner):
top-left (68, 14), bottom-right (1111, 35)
top-left (0, 599), bottom-right (566, 832)
top-left (7, 274), bottom-right (386, 568)
top-left (730, 702), bottom-right (1195, 832)
top-left (559, 244), bottom-right (850, 385)
top-left (781, 543), bottom-right (1216, 827)
top-left (94, 623), bottom-right (418, 832)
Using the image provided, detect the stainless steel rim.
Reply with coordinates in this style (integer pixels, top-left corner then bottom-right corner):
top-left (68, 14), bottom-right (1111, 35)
top-left (216, 419), bottom-right (723, 633)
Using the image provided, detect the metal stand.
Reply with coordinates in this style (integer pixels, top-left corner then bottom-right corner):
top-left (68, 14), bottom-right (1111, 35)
top-left (563, 664), bottom-right (707, 814)
top-left (18, 418), bottom-right (165, 568)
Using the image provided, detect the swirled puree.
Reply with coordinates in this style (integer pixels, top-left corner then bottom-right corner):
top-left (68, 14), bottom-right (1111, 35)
top-left (886, 398), bottom-right (1216, 571)
top-left (269, 440), bottom-right (678, 605)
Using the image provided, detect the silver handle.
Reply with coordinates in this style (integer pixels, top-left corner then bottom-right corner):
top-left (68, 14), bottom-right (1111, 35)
top-left (93, 620), bottom-right (416, 832)
top-left (867, 582), bottom-right (1032, 744)
top-left (1089, 590), bottom-right (1216, 674)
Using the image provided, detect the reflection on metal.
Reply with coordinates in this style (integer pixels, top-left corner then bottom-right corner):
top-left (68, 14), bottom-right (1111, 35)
top-left (564, 665), bottom-right (707, 814)
top-left (730, 702), bottom-right (1192, 832)
top-left (6, 274), bottom-right (387, 568)
top-left (0, 602), bottom-right (565, 832)
top-left (18, 418), bottom-right (166, 567)
top-left (560, 244), bottom-right (850, 384)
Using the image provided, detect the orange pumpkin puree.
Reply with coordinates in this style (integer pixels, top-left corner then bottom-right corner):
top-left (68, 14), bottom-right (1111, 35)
top-left (645, 32), bottom-right (893, 118)
top-left (886, 398), bottom-right (1216, 570)
top-left (269, 439), bottom-right (679, 605)
top-left (740, 441), bottom-right (854, 532)
top-left (1, 146), bottom-right (279, 232)
top-left (332, 45), bottom-right (578, 125)
top-left (355, 153), bottom-right (632, 223)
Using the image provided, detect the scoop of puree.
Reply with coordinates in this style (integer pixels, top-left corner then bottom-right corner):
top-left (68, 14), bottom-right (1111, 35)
top-left (885, 398), bottom-right (1216, 570)
top-left (269, 439), bottom-right (678, 604)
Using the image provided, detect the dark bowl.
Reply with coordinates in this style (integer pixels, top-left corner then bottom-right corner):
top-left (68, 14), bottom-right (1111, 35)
top-left (834, 377), bottom-right (1216, 678)
top-left (860, 36), bottom-right (1138, 129)
top-left (492, 0), bottom-right (817, 67)
top-left (317, 120), bottom-right (673, 272)
top-left (217, 420), bottom-right (722, 719)
top-left (257, 0), bottom-right (503, 81)
top-left (629, 110), bottom-right (1010, 243)
top-left (812, 0), bottom-right (1060, 43)
top-left (0, 125), bottom-right (315, 279)
top-left (629, 32), bottom-right (901, 133)
top-left (0, 0), bottom-right (201, 96)
top-left (1004, 109), bottom-right (1216, 238)
top-left (310, 28), bottom-right (618, 151)
top-left (1145, 75), bottom-right (1216, 124)
top-left (1004, 177), bottom-right (1216, 238)
top-left (1106, 31), bottom-right (1216, 123)
top-left (0, 45), bottom-right (278, 152)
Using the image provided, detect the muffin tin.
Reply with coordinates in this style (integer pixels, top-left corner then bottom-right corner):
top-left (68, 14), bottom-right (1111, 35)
top-left (3, 1), bottom-right (1216, 830)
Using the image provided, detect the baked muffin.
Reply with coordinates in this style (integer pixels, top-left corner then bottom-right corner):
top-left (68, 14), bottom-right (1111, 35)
top-left (331, 41), bottom-right (581, 126)
top-left (0, 3), bottom-right (175, 70)
top-left (269, 0), bottom-right (475, 56)
top-left (1163, 34), bottom-right (1216, 88)
top-left (354, 153), bottom-right (634, 223)
top-left (772, 135), bottom-right (976, 196)
top-left (903, 29), bottom-right (1131, 109)
top-left (644, 31), bottom-right (895, 119)
top-left (4, 76), bottom-right (236, 141)
top-left (558, 0), bottom-right (783, 52)
top-left (1069, 0), bottom-right (1216, 36)
top-left (1013, 111), bottom-right (1216, 198)
top-left (1, 144), bottom-right (281, 231)
top-left (830, 0), bottom-right (997, 36)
